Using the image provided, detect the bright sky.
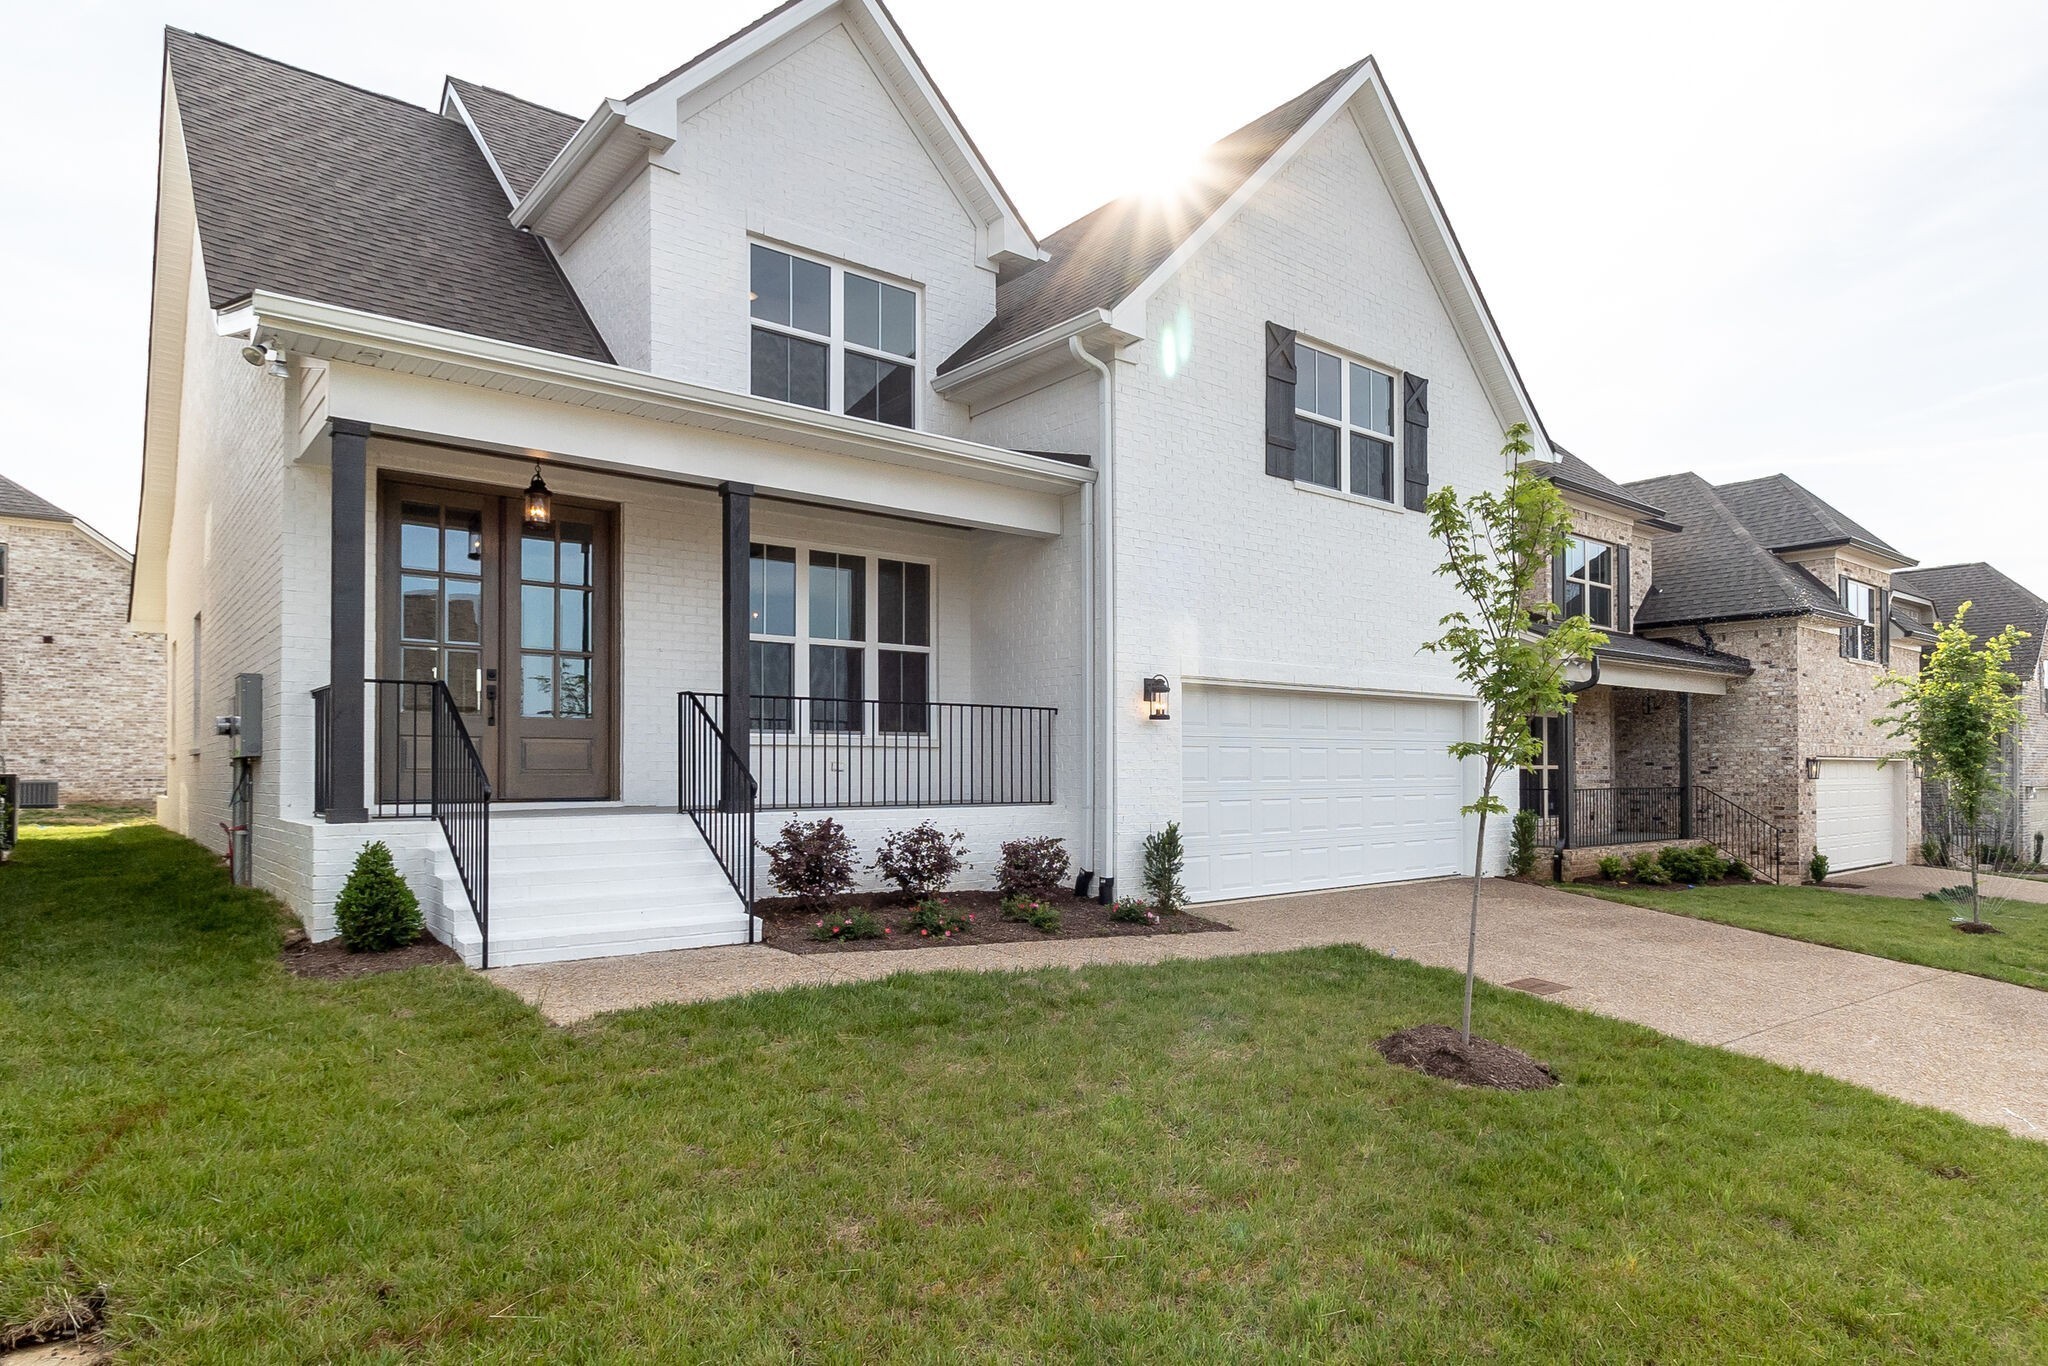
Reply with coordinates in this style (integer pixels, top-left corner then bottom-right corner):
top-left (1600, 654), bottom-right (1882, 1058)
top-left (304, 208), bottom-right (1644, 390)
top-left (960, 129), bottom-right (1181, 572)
top-left (5, 0), bottom-right (2044, 594)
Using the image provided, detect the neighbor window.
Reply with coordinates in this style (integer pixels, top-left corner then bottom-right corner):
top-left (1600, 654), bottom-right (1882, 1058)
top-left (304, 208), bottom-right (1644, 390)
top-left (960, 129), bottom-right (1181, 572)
top-left (1520, 715), bottom-right (1565, 819)
top-left (1562, 536), bottom-right (1616, 628)
top-left (1839, 577), bottom-right (1879, 661)
top-left (0, 543), bottom-right (8, 607)
top-left (748, 541), bottom-right (934, 734)
top-left (1292, 341), bottom-right (1396, 501)
top-left (748, 243), bottom-right (918, 429)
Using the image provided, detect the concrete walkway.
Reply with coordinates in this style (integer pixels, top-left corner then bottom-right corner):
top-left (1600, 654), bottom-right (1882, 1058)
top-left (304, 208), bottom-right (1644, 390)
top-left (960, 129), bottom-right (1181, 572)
top-left (1828, 861), bottom-right (2048, 905)
top-left (489, 878), bottom-right (2048, 1140)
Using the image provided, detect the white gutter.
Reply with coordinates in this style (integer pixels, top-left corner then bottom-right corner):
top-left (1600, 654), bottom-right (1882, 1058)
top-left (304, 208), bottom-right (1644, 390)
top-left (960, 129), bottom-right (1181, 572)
top-left (932, 310), bottom-right (1116, 394)
top-left (1070, 335), bottom-right (1116, 899)
top-left (508, 101), bottom-right (630, 231)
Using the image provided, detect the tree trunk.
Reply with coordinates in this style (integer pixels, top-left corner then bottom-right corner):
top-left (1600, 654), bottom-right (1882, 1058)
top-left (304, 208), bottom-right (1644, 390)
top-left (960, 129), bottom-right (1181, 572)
top-left (1463, 807), bottom-right (1488, 1047)
top-left (1969, 830), bottom-right (1982, 925)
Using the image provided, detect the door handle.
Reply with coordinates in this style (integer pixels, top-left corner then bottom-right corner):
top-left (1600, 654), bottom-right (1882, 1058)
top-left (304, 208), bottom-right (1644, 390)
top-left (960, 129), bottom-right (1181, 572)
top-left (485, 667), bottom-right (499, 727)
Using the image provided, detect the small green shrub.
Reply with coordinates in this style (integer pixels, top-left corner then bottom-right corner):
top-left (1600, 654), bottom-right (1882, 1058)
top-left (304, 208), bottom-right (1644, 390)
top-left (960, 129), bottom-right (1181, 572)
top-left (905, 898), bottom-right (970, 939)
top-left (1923, 884), bottom-right (1974, 906)
top-left (1658, 844), bottom-right (1729, 884)
top-left (1142, 823), bottom-right (1188, 913)
top-left (1627, 851), bottom-right (1671, 886)
top-left (1596, 855), bottom-right (1626, 881)
top-left (1727, 858), bottom-right (1754, 882)
top-left (1002, 896), bottom-right (1062, 933)
top-left (811, 909), bottom-right (886, 942)
top-left (1110, 897), bottom-right (1159, 925)
top-left (334, 840), bottom-right (424, 952)
top-left (1920, 837), bottom-right (1949, 869)
top-left (1508, 809), bottom-right (1539, 878)
top-left (1808, 850), bottom-right (1830, 885)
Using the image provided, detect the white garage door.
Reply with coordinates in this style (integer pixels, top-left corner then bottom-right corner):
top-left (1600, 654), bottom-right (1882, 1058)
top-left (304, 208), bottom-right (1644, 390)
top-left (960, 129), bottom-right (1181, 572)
top-left (1181, 686), bottom-right (1468, 902)
top-left (1815, 760), bottom-right (1896, 871)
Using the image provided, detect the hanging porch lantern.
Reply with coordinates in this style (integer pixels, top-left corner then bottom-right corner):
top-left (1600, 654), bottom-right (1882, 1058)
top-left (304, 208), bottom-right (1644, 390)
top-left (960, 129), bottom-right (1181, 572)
top-left (522, 464), bottom-right (554, 530)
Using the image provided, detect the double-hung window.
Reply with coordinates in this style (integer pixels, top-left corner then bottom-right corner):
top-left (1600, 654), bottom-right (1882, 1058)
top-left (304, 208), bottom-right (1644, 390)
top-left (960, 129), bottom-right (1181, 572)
top-left (1292, 341), bottom-right (1397, 502)
top-left (1562, 536), bottom-right (1616, 628)
top-left (748, 243), bottom-right (918, 429)
top-left (1839, 577), bottom-right (1879, 661)
top-left (748, 541), bottom-right (934, 735)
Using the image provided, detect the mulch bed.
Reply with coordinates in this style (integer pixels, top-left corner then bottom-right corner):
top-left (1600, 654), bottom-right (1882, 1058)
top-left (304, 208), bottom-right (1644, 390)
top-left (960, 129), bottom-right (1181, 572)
top-left (759, 889), bottom-right (1232, 954)
top-left (279, 932), bottom-right (462, 979)
top-left (1952, 921), bottom-right (2004, 935)
top-left (1373, 1025), bottom-right (1558, 1091)
top-left (1573, 874), bottom-right (1760, 890)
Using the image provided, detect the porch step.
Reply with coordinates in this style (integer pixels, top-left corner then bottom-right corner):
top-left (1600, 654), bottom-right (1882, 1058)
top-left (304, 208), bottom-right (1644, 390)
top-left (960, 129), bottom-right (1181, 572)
top-left (425, 808), bottom-right (756, 969)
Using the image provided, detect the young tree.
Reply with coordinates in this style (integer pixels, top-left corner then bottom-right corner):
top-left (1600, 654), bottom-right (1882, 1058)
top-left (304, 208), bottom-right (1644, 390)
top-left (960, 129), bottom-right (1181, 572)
top-left (1876, 602), bottom-right (2028, 924)
top-left (1423, 424), bottom-right (1605, 1045)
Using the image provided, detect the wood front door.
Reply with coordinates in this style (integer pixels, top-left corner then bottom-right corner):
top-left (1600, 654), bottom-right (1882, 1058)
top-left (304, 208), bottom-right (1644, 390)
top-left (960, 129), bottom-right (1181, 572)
top-left (380, 480), bottom-right (614, 803)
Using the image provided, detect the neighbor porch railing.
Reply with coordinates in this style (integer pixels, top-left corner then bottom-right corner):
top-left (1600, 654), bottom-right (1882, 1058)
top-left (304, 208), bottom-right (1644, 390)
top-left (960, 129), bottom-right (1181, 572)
top-left (0, 774), bottom-right (16, 864)
top-left (1550, 784), bottom-right (1784, 884)
top-left (678, 693), bottom-right (756, 943)
top-left (686, 693), bottom-right (1055, 810)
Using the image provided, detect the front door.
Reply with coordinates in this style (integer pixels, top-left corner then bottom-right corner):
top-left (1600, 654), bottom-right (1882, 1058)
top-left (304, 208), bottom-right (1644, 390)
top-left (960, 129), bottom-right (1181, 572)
top-left (380, 480), bottom-right (614, 803)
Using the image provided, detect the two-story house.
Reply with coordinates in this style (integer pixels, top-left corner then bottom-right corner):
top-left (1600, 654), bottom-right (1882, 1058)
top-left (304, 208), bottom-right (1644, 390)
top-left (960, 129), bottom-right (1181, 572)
top-left (135, 0), bottom-right (1552, 965)
top-left (1892, 562), bottom-right (2048, 864)
top-left (1528, 449), bottom-right (1929, 879)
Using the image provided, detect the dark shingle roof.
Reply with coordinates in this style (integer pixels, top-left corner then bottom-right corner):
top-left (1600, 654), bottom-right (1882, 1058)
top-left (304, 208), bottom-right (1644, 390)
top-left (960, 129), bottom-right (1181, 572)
top-left (444, 78), bottom-right (581, 201)
top-left (1893, 563), bottom-right (2048, 676)
top-left (1594, 630), bottom-right (1752, 676)
top-left (166, 30), bottom-right (610, 362)
top-left (0, 474), bottom-right (75, 523)
top-left (1533, 444), bottom-right (1669, 521)
top-left (1713, 473), bottom-right (1909, 561)
top-left (939, 60), bottom-right (1366, 373)
top-left (1625, 472), bottom-right (1855, 628)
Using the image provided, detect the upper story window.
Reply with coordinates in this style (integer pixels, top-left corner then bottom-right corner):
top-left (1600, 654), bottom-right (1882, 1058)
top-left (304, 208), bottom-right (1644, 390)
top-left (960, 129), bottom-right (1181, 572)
top-left (748, 540), bottom-right (933, 734)
top-left (1293, 342), bottom-right (1396, 502)
top-left (748, 244), bottom-right (918, 429)
top-left (1562, 536), bottom-right (1616, 629)
top-left (1839, 577), bottom-right (1879, 661)
top-left (0, 543), bottom-right (8, 607)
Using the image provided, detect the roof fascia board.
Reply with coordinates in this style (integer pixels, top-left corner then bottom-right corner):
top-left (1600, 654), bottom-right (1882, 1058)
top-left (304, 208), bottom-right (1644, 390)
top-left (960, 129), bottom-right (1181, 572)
top-left (1771, 536), bottom-right (1916, 570)
top-left (240, 291), bottom-right (1093, 496)
top-left (1590, 656), bottom-right (1735, 695)
top-left (929, 310), bottom-right (1134, 407)
top-left (509, 101), bottom-right (671, 235)
top-left (441, 82), bottom-right (519, 205)
top-left (132, 59), bottom-right (195, 631)
top-left (1104, 60), bottom-right (1547, 449)
top-left (1555, 481), bottom-right (1679, 532)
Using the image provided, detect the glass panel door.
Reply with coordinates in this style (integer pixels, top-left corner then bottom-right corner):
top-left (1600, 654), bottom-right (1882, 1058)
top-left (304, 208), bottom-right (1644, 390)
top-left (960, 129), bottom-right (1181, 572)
top-left (380, 488), bottom-right (499, 806)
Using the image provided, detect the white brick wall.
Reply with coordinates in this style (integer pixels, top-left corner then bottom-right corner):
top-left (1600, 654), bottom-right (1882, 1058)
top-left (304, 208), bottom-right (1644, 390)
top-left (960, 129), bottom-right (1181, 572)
top-left (1106, 105), bottom-right (1512, 885)
top-left (556, 170), bottom-right (653, 370)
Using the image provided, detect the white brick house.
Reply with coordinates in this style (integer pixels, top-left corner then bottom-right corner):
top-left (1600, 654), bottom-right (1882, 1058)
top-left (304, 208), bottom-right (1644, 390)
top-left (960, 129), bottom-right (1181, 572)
top-left (135, 0), bottom-right (1552, 966)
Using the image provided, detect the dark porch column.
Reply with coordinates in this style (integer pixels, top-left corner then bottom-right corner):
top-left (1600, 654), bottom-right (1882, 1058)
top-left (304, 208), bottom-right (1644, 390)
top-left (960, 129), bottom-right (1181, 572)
top-left (1558, 710), bottom-right (1577, 849)
top-left (719, 481), bottom-right (753, 810)
top-left (1678, 692), bottom-right (1695, 838)
top-left (326, 419), bottom-right (370, 823)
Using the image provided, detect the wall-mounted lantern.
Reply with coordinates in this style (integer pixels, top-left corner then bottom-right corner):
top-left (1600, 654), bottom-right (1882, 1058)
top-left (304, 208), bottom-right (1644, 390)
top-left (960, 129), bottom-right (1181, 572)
top-left (1804, 757), bottom-right (1821, 781)
top-left (522, 465), bottom-right (554, 530)
top-left (1143, 674), bottom-right (1172, 721)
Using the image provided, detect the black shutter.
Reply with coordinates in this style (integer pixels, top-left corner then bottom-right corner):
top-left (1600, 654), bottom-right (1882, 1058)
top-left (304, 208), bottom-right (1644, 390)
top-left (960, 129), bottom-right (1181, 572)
top-left (1551, 552), bottom-right (1567, 621)
top-left (1838, 575), bottom-right (1855, 658)
top-left (1264, 323), bottom-right (1298, 480)
top-left (1878, 588), bottom-right (1891, 665)
top-left (1615, 545), bottom-right (1631, 633)
top-left (1402, 374), bottom-right (1430, 510)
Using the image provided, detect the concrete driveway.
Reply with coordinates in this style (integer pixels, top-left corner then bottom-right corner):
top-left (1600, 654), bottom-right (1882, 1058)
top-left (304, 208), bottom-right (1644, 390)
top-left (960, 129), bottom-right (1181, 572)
top-left (492, 877), bottom-right (2048, 1140)
top-left (1827, 861), bottom-right (2048, 905)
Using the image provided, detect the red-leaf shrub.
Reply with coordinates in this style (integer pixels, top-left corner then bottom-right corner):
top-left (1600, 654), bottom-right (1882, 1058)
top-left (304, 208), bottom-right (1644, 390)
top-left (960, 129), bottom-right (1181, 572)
top-left (995, 835), bottom-right (1070, 900)
top-left (761, 817), bottom-right (857, 913)
top-left (869, 821), bottom-right (967, 900)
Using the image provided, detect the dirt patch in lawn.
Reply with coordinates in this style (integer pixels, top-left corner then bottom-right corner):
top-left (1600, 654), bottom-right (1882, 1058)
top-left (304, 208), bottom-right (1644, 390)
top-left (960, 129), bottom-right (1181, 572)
top-left (759, 889), bottom-right (1231, 954)
top-left (2, 1286), bottom-right (106, 1360)
top-left (279, 932), bottom-right (462, 979)
top-left (1374, 1025), bottom-right (1558, 1091)
top-left (1952, 920), bottom-right (2004, 935)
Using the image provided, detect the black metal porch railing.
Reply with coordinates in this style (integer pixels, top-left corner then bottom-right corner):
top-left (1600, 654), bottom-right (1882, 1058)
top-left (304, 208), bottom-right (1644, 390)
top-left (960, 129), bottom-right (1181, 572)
top-left (1555, 784), bottom-right (1784, 884)
top-left (0, 774), bottom-right (17, 864)
top-left (311, 686), bottom-right (332, 817)
top-left (687, 693), bottom-right (1056, 810)
top-left (679, 693), bottom-right (756, 943)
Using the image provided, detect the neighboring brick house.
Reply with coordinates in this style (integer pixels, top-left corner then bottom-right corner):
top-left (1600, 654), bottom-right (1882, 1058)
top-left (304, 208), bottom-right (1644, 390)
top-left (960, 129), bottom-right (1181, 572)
top-left (1892, 562), bottom-right (2048, 864)
top-left (0, 474), bottom-right (166, 804)
top-left (135, 1), bottom-right (1552, 965)
top-left (1528, 454), bottom-right (1929, 878)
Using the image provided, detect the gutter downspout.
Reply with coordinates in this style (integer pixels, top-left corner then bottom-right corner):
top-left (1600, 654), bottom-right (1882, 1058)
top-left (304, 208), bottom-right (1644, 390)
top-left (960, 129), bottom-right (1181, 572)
top-left (1070, 336), bottom-right (1117, 903)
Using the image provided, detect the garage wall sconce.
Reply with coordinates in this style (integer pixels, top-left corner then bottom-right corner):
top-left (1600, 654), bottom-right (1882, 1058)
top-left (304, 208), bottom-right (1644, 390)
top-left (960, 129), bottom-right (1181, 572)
top-left (1143, 675), bottom-right (1172, 721)
top-left (1804, 757), bottom-right (1821, 780)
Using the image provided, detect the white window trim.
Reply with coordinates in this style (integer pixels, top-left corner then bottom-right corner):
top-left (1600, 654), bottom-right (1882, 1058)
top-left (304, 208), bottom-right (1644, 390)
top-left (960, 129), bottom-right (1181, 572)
top-left (0, 542), bottom-right (8, 608)
top-left (747, 536), bottom-right (938, 739)
top-left (1291, 337), bottom-right (1401, 508)
top-left (1524, 715), bottom-right (1564, 818)
top-left (1840, 577), bottom-right (1880, 663)
top-left (1565, 534), bottom-right (1620, 630)
top-left (747, 239), bottom-right (923, 429)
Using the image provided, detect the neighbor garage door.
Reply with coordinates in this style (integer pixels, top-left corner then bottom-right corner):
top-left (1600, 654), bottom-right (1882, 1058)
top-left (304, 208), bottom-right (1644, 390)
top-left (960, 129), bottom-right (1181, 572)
top-left (1180, 686), bottom-right (1468, 902)
top-left (1815, 760), bottom-right (1896, 871)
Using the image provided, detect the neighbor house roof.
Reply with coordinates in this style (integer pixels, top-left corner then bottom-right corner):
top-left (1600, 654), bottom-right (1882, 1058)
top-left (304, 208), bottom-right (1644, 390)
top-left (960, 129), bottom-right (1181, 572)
top-left (1532, 445), bottom-right (1675, 525)
top-left (165, 30), bottom-right (611, 362)
top-left (1893, 562), bottom-right (2048, 676)
top-left (939, 60), bottom-right (1366, 373)
top-left (0, 474), bottom-right (75, 523)
top-left (1712, 473), bottom-right (1910, 563)
top-left (1624, 472), bottom-right (1858, 628)
top-left (443, 78), bottom-right (582, 201)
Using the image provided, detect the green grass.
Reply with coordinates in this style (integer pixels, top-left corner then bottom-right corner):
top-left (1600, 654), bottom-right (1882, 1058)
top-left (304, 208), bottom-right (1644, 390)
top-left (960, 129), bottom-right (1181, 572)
top-left (8, 828), bottom-right (2048, 1362)
top-left (1572, 881), bottom-right (2048, 992)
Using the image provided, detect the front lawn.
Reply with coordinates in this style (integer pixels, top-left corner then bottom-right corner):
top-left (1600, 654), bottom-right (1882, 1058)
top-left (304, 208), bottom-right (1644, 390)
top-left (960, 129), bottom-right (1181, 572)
top-left (1572, 881), bottom-right (2048, 992)
top-left (8, 826), bottom-right (2048, 1361)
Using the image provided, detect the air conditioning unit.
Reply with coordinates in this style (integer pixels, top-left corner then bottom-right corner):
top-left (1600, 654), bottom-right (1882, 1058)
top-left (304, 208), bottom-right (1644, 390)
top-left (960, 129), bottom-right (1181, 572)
top-left (18, 780), bottom-right (59, 809)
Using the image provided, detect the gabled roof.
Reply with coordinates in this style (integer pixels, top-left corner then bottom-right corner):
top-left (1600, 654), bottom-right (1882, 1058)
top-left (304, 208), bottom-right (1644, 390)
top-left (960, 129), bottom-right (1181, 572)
top-left (1713, 473), bottom-right (1911, 564)
top-left (1531, 445), bottom-right (1674, 525)
top-left (443, 78), bottom-right (581, 202)
top-left (1625, 472), bottom-right (1856, 628)
top-left (0, 473), bottom-right (74, 523)
top-left (1893, 562), bottom-right (2047, 676)
top-left (164, 30), bottom-right (610, 362)
top-left (940, 60), bottom-right (1364, 373)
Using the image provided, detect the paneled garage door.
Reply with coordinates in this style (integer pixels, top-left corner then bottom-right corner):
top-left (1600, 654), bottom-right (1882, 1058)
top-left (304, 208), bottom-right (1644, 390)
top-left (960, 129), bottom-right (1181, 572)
top-left (1181, 686), bottom-right (1468, 902)
top-left (1814, 760), bottom-right (1897, 871)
